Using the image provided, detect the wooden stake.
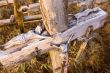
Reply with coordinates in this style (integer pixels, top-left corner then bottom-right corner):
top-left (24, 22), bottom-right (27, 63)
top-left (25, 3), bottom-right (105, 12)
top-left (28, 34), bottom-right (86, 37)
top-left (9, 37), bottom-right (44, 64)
top-left (13, 0), bottom-right (24, 33)
top-left (40, 0), bottom-right (68, 73)
top-left (75, 41), bottom-right (88, 60)
top-left (75, 26), bottom-right (93, 61)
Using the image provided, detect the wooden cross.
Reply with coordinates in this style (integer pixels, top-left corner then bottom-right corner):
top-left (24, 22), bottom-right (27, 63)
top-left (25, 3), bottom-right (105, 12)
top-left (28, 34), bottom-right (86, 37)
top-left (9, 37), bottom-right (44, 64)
top-left (0, 1), bottom-right (107, 73)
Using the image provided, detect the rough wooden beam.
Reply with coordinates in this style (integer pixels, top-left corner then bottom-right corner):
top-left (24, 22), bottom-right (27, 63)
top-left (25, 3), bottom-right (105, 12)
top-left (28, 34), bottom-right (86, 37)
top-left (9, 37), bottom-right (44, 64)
top-left (5, 39), bottom-right (37, 54)
top-left (40, 0), bottom-right (68, 73)
top-left (24, 20), bottom-right (42, 24)
top-left (0, 0), bottom-right (13, 7)
top-left (28, 3), bottom-right (40, 11)
top-left (23, 14), bottom-right (42, 21)
top-left (75, 40), bottom-right (88, 61)
top-left (40, 0), bottom-right (68, 35)
top-left (19, 3), bottom-right (40, 12)
top-left (0, 15), bottom-right (42, 26)
top-left (0, 19), bottom-right (10, 26)
top-left (0, 37), bottom-right (56, 67)
top-left (13, 0), bottom-right (24, 33)
top-left (0, 1), bottom-right (8, 7)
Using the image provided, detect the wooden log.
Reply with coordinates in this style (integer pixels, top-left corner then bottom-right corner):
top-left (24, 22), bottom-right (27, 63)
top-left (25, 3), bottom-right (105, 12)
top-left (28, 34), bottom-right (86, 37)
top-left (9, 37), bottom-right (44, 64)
top-left (28, 3), bottom-right (40, 11)
top-left (40, 0), bottom-right (68, 35)
top-left (0, 1), bottom-right (8, 7)
top-left (23, 14), bottom-right (42, 21)
top-left (0, 19), bottom-right (10, 26)
top-left (0, 15), bottom-right (42, 26)
top-left (0, 0), bottom-right (13, 7)
top-left (5, 39), bottom-right (37, 54)
top-left (19, 3), bottom-right (40, 12)
top-left (24, 20), bottom-right (42, 24)
top-left (40, 0), bottom-right (68, 73)
top-left (75, 40), bottom-right (88, 61)
top-left (0, 37), bottom-right (55, 67)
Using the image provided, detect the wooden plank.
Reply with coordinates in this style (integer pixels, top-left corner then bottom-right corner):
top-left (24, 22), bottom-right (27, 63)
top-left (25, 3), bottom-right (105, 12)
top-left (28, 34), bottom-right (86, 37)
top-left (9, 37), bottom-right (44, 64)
top-left (23, 14), bottom-right (42, 21)
top-left (75, 40), bottom-right (88, 61)
top-left (0, 1), bottom-right (8, 7)
top-left (40, 0), bottom-right (68, 73)
top-left (0, 0), bottom-right (13, 7)
top-left (19, 3), bottom-right (40, 12)
top-left (0, 38), bottom-right (54, 67)
top-left (40, 0), bottom-right (68, 35)
top-left (28, 3), bottom-right (40, 11)
top-left (0, 15), bottom-right (42, 26)
top-left (0, 19), bottom-right (10, 26)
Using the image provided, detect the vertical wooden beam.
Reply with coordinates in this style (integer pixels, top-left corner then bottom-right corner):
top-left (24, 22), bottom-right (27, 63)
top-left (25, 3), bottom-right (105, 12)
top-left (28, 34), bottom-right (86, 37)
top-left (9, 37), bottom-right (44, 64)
top-left (40, 0), bottom-right (68, 73)
top-left (75, 41), bottom-right (88, 61)
top-left (13, 0), bottom-right (24, 33)
top-left (88, 0), bottom-right (95, 8)
top-left (40, 0), bottom-right (68, 35)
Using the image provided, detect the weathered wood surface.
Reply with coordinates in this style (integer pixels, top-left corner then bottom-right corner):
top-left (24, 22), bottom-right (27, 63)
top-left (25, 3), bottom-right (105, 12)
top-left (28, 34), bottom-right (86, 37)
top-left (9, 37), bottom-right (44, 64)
top-left (13, 0), bottom-right (24, 33)
top-left (40, 0), bottom-right (68, 73)
top-left (40, 0), bottom-right (68, 35)
top-left (0, 7), bottom-right (107, 68)
top-left (19, 3), bottom-right (40, 12)
top-left (0, 19), bottom-right (10, 26)
top-left (0, 1), bottom-right (8, 7)
top-left (75, 40), bottom-right (88, 61)
top-left (0, 0), bottom-right (13, 7)
top-left (23, 15), bottom-right (42, 21)
top-left (0, 37), bottom-right (54, 67)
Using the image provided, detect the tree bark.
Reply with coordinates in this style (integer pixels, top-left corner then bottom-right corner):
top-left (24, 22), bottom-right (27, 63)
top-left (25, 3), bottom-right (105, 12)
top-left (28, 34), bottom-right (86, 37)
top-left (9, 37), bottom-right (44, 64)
top-left (40, 0), bottom-right (68, 73)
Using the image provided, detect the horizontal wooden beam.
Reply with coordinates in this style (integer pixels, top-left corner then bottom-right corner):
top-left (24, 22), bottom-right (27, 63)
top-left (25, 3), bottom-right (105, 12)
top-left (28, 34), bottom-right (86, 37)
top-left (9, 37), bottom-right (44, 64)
top-left (0, 0), bottom-right (13, 7)
top-left (0, 19), bottom-right (10, 26)
top-left (0, 14), bottom-right (42, 26)
top-left (0, 1), bottom-right (8, 7)
top-left (0, 37), bottom-right (55, 67)
top-left (19, 3), bottom-right (40, 12)
top-left (0, 14), bottom-right (73, 26)
top-left (24, 15), bottom-right (42, 21)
